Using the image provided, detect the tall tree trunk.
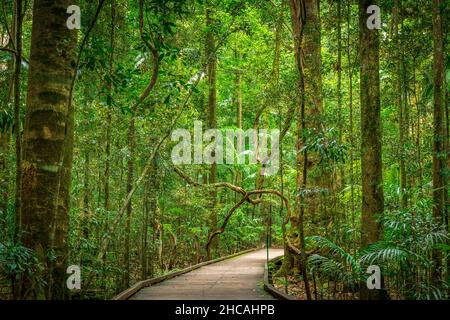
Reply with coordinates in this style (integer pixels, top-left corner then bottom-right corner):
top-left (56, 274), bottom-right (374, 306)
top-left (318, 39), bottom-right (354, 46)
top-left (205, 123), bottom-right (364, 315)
top-left (235, 49), bottom-right (243, 190)
top-left (0, 15), bottom-right (15, 237)
top-left (123, 114), bottom-right (135, 289)
top-left (0, 130), bottom-right (9, 229)
top-left (359, 0), bottom-right (383, 249)
top-left (141, 174), bottom-right (149, 280)
top-left (393, 0), bottom-right (407, 208)
top-left (274, 2), bottom-right (294, 277)
top-left (346, 0), bottom-right (356, 251)
top-left (20, 0), bottom-right (77, 299)
top-left (142, 150), bottom-right (158, 280)
top-left (236, 59), bottom-right (243, 133)
top-left (412, 58), bottom-right (423, 189)
top-left (13, 0), bottom-right (23, 240)
top-left (359, 0), bottom-right (385, 300)
top-left (444, 36), bottom-right (450, 288)
top-left (333, 0), bottom-right (344, 236)
top-left (53, 95), bottom-right (74, 300)
top-left (431, 0), bottom-right (445, 286)
top-left (101, 0), bottom-right (115, 290)
top-left (289, 0), bottom-right (312, 300)
top-left (205, 0), bottom-right (217, 260)
top-left (300, 0), bottom-right (330, 234)
top-left (104, 0), bottom-right (115, 216)
top-left (337, 0), bottom-right (344, 191)
top-left (82, 151), bottom-right (90, 238)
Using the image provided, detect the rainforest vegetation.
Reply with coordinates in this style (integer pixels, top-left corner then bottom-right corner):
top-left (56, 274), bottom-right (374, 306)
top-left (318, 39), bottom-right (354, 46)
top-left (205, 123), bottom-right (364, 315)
top-left (0, 0), bottom-right (449, 300)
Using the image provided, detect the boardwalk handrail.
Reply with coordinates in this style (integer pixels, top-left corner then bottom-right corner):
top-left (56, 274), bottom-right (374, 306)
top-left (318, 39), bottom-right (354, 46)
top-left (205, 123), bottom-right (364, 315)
top-left (112, 247), bottom-right (259, 300)
top-left (263, 255), bottom-right (296, 300)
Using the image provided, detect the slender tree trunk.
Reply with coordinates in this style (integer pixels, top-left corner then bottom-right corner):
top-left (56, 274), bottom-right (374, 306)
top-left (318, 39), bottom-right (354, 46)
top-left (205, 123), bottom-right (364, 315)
top-left (142, 150), bottom-right (158, 279)
top-left (444, 38), bottom-right (450, 290)
top-left (0, 130), bottom-right (9, 228)
top-left (445, 48), bottom-right (450, 291)
top-left (0, 18), bottom-right (15, 238)
top-left (82, 151), bottom-right (90, 238)
top-left (205, 0), bottom-right (217, 260)
top-left (20, 0), bottom-right (77, 299)
top-left (346, 0), bottom-right (356, 251)
top-left (13, 0), bottom-right (23, 240)
top-left (431, 0), bottom-right (445, 286)
top-left (393, 0), bottom-right (407, 208)
top-left (235, 49), bottom-right (243, 189)
top-left (337, 0), bottom-right (344, 190)
top-left (289, 0), bottom-right (312, 300)
top-left (273, 3), bottom-right (294, 277)
top-left (105, 0), bottom-right (115, 215)
top-left (100, 0), bottom-right (115, 292)
top-left (123, 114), bottom-right (135, 289)
top-left (337, 0), bottom-right (342, 139)
top-left (236, 58), bottom-right (243, 132)
top-left (412, 58), bottom-right (423, 189)
top-left (141, 175), bottom-right (149, 280)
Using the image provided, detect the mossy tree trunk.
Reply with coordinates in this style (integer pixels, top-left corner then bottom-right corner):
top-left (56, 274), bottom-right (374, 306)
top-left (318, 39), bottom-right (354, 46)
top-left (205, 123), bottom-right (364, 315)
top-left (20, 0), bottom-right (77, 299)
top-left (359, 0), bottom-right (383, 250)
top-left (359, 0), bottom-right (386, 300)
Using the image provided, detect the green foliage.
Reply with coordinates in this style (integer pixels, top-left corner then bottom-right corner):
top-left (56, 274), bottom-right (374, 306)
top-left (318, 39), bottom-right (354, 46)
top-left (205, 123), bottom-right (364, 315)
top-left (307, 202), bottom-right (449, 300)
top-left (0, 242), bottom-right (45, 290)
top-left (301, 128), bottom-right (347, 166)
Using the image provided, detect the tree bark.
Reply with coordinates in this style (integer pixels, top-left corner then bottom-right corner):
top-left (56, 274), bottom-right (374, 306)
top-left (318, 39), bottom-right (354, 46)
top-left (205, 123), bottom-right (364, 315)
top-left (52, 95), bottom-right (74, 300)
top-left (142, 151), bottom-right (158, 280)
top-left (359, 0), bottom-right (385, 300)
top-left (205, 0), bottom-right (218, 260)
top-left (393, 0), bottom-right (407, 208)
top-left (123, 114), bottom-right (135, 289)
top-left (431, 0), bottom-right (445, 286)
top-left (299, 0), bottom-right (329, 234)
top-left (13, 0), bottom-right (23, 239)
top-left (346, 0), bottom-right (356, 252)
top-left (104, 0), bottom-right (115, 215)
top-left (234, 49), bottom-right (243, 190)
top-left (20, 0), bottom-right (77, 299)
top-left (0, 14), bottom-right (15, 238)
top-left (289, 0), bottom-right (312, 300)
top-left (141, 173), bottom-right (149, 280)
top-left (359, 0), bottom-right (383, 248)
top-left (82, 151), bottom-right (90, 238)
top-left (337, 0), bottom-right (344, 191)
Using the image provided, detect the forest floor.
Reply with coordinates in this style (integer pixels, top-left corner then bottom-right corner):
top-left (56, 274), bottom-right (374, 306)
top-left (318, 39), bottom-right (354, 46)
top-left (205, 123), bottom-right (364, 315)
top-left (272, 275), bottom-right (356, 300)
top-left (269, 258), bottom-right (359, 300)
top-left (129, 249), bottom-right (283, 300)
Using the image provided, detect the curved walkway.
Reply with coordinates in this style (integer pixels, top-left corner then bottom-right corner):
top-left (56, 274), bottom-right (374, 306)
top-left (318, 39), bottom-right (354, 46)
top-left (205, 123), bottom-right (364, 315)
top-left (130, 249), bottom-right (284, 300)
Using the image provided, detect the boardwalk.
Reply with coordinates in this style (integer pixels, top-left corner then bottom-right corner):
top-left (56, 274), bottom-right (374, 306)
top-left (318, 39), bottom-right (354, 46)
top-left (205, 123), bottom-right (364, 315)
top-left (130, 249), bottom-right (284, 300)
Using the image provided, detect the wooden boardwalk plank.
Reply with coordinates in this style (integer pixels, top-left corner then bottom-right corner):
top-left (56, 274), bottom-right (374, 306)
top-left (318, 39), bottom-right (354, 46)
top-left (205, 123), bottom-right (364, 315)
top-left (130, 249), bottom-right (284, 300)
